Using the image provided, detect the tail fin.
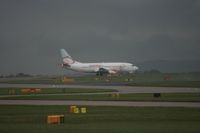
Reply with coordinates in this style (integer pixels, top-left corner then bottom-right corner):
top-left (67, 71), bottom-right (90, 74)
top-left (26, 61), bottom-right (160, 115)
top-left (60, 49), bottom-right (71, 58)
top-left (60, 49), bottom-right (79, 65)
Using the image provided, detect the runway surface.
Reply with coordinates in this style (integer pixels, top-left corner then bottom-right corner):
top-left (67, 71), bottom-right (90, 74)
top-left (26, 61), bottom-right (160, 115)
top-left (1, 83), bottom-right (200, 93)
top-left (0, 100), bottom-right (199, 108)
top-left (0, 83), bottom-right (200, 107)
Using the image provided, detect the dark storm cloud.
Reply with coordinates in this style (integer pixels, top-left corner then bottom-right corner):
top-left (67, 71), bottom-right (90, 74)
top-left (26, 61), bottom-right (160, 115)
top-left (0, 0), bottom-right (200, 74)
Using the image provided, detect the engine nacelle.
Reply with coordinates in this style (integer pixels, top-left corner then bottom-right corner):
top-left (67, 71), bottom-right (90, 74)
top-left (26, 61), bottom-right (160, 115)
top-left (108, 70), bottom-right (117, 74)
top-left (96, 68), bottom-right (109, 76)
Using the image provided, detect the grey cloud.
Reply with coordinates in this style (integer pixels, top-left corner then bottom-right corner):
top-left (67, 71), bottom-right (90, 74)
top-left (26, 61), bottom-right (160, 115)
top-left (0, 0), bottom-right (199, 74)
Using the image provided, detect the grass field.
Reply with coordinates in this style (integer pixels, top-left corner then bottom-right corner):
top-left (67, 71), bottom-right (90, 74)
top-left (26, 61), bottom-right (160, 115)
top-left (0, 88), bottom-right (116, 95)
top-left (0, 73), bottom-right (199, 132)
top-left (1, 72), bottom-right (200, 87)
top-left (128, 80), bottom-right (200, 87)
top-left (0, 105), bottom-right (199, 133)
top-left (1, 93), bottom-right (200, 102)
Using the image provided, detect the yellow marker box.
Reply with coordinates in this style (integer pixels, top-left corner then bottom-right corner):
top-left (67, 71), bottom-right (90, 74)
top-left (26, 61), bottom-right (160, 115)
top-left (81, 107), bottom-right (87, 113)
top-left (47, 115), bottom-right (64, 124)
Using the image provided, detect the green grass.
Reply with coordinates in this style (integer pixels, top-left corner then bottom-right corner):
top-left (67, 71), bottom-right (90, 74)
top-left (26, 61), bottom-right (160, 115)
top-left (127, 73), bottom-right (200, 87)
top-left (1, 93), bottom-right (200, 102)
top-left (1, 72), bottom-right (200, 87)
top-left (0, 105), bottom-right (200, 133)
top-left (129, 80), bottom-right (200, 87)
top-left (0, 88), bottom-right (116, 95)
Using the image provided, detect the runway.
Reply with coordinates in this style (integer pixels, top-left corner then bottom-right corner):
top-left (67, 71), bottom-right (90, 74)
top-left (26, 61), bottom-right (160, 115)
top-left (0, 100), bottom-right (199, 108)
top-left (0, 83), bottom-right (200, 107)
top-left (1, 83), bottom-right (200, 93)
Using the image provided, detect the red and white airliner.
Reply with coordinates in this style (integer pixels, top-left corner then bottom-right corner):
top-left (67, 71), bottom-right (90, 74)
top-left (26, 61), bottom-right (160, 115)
top-left (60, 49), bottom-right (138, 76)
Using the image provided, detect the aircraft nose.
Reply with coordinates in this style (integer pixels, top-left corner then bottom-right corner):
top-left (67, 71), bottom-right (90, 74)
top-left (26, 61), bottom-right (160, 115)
top-left (133, 66), bottom-right (139, 70)
top-left (129, 66), bottom-right (139, 73)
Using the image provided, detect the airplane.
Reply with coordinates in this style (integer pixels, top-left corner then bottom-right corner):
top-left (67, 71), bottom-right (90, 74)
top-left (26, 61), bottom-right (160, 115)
top-left (60, 49), bottom-right (138, 76)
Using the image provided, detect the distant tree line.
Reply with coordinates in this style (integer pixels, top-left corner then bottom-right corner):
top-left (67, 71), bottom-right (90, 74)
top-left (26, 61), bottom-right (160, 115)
top-left (0, 73), bottom-right (32, 78)
top-left (143, 69), bottom-right (161, 74)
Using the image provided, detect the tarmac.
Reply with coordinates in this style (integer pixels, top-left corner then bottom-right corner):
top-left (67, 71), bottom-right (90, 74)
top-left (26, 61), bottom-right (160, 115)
top-left (0, 83), bottom-right (200, 107)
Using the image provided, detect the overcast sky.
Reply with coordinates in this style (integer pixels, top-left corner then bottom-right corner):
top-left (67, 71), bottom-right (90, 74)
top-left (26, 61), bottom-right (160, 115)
top-left (0, 0), bottom-right (200, 74)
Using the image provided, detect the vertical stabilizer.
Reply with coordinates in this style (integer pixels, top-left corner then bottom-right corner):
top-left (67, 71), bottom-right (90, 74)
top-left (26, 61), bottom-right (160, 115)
top-left (60, 49), bottom-right (80, 65)
top-left (60, 49), bottom-right (71, 58)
